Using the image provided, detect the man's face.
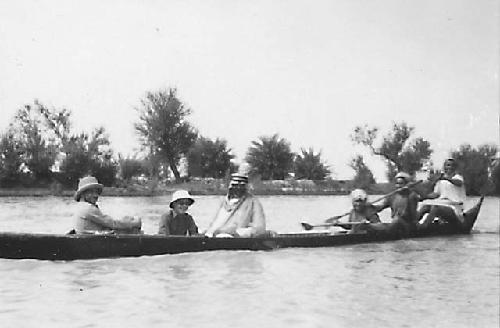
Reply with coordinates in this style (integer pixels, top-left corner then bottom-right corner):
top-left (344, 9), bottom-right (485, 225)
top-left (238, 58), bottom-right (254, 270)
top-left (352, 199), bottom-right (366, 211)
top-left (83, 188), bottom-right (100, 205)
top-left (228, 182), bottom-right (247, 198)
top-left (172, 199), bottom-right (191, 215)
top-left (395, 177), bottom-right (406, 188)
top-left (443, 161), bottom-right (455, 175)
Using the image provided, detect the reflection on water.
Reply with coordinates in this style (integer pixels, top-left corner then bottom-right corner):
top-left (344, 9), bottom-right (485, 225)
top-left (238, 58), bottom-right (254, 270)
top-left (0, 196), bottom-right (498, 327)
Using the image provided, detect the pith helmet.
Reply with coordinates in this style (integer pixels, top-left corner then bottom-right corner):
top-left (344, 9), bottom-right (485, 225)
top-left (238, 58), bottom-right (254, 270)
top-left (169, 190), bottom-right (195, 208)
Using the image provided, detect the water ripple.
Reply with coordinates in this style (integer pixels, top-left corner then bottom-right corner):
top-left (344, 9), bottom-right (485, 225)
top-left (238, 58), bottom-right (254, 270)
top-left (0, 196), bottom-right (498, 327)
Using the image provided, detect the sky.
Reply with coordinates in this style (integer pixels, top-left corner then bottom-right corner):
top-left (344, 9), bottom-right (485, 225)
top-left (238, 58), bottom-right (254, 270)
top-left (1, 0), bottom-right (498, 180)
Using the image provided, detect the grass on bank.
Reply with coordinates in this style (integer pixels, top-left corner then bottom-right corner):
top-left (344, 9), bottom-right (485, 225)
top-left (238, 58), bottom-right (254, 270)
top-left (0, 178), bottom-right (399, 197)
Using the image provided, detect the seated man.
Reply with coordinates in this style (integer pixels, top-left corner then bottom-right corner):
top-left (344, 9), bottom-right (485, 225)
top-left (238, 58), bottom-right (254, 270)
top-left (158, 190), bottom-right (199, 236)
top-left (204, 166), bottom-right (266, 237)
top-left (73, 176), bottom-right (142, 234)
top-left (418, 158), bottom-right (466, 229)
top-left (326, 189), bottom-right (380, 234)
top-left (372, 172), bottom-right (423, 235)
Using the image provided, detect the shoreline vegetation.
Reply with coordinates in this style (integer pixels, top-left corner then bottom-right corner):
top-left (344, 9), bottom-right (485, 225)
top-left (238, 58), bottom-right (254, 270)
top-left (0, 179), bottom-right (398, 198)
top-left (1, 99), bottom-right (498, 199)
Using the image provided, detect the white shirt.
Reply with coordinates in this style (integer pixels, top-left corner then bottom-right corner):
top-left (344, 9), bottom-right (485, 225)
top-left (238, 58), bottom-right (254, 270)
top-left (422, 174), bottom-right (466, 221)
top-left (434, 174), bottom-right (466, 204)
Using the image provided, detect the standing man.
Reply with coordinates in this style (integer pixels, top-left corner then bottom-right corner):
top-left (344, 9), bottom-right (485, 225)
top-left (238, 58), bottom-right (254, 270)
top-left (418, 158), bottom-right (466, 228)
top-left (74, 176), bottom-right (142, 234)
top-left (204, 167), bottom-right (266, 237)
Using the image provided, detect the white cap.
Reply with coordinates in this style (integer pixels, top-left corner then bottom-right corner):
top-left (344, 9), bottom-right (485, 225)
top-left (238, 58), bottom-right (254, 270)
top-left (350, 189), bottom-right (368, 201)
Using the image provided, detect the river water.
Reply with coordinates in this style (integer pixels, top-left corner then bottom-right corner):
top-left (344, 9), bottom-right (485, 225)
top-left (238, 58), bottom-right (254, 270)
top-left (0, 195), bottom-right (498, 327)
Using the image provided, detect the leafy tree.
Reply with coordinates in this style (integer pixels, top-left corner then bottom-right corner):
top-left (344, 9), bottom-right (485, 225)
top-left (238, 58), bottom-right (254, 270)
top-left (349, 155), bottom-right (376, 189)
top-left (351, 122), bottom-right (432, 180)
top-left (118, 155), bottom-right (147, 182)
top-left (0, 132), bottom-right (23, 187)
top-left (59, 134), bottom-right (92, 187)
top-left (491, 158), bottom-right (500, 195)
top-left (10, 103), bottom-right (59, 183)
top-left (59, 127), bottom-right (117, 187)
top-left (245, 134), bottom-right (295, 180)
top-left (0, 100), bottom-right (118, 188)
top-left (36, 100), bottom-right (72, 148)
top-left (187, 137), bottom-right (234, 178)
top-left (294, 148), bottom-right (330, 180)
top-left (450, 144), bottom-right (497, 195)
top-left (135, 88), bottom-right (198, 182)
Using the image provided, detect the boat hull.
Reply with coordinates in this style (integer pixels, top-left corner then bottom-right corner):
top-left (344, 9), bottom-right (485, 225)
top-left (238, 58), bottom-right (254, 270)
top-left (0, 225), bottom-right (475, 261)
top-left (0, 198), bottom-right (483, 261)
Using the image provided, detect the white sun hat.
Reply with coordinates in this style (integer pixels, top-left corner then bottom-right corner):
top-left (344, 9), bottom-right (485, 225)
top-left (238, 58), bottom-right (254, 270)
top-left (169, 190), bottom-right (195, 208)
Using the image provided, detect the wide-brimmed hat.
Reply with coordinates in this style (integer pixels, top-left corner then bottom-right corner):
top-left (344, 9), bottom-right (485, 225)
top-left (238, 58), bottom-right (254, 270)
top-left (351, 189), bottom-right (368, 201)
top-left (395, 172), bottom-right (411, 182)
top-left (169, 190), bottom-right (195, 208)
top-left (74, 176), bottom-right (103, 201)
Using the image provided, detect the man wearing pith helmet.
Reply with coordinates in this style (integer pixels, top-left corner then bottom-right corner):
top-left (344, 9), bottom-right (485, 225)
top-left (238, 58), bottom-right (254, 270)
top-left (73, 176), bottom-right (141, 234)
top-left (204, 164), bottom-right (266, 237)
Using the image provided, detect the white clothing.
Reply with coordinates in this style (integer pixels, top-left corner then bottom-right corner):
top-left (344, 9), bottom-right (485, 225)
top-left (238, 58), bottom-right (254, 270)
top-left (423, 174), bottom-right (466, 221)
top-left (204, 197), bottom-right (236, 236)
top-left (434, 174), bottom-right (466, 204)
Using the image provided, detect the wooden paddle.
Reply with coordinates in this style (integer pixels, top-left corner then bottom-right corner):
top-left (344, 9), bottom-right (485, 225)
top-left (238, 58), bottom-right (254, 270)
top-left (301, 180), bottom-right (423, 231)
top-left (300, 221), bottom-right (367, 231)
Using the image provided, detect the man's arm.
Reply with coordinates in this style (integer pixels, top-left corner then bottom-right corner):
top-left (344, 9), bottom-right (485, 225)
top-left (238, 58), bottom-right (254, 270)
top-left (445, 174), bottom-right (464, 187)
top-left (410, 187), bottom-right (429, 201)
top-left (187, 215), bottom-right (199, 236)
top-left (204, 200), bottom-right (224, 235)
top-left (236, 198), bottom-right (266, 237)
top-left (372, 198), bottom-right (391, 212)
top-left (424, 180), bottom-right (442, 200)
top-left (366, 205), bottom-right (381, 223)
top-left (158, 214), bottom-right (170, 235)
top-left (80, 206), bottom-right (116, 229)
top-left (250, 199), bottom-right (266, 233)
top-left (85, 206), bottom-right (140, 230)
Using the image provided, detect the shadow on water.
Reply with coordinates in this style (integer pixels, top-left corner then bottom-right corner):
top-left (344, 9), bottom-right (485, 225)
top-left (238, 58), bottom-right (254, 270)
top-left (68, 261), bottom-right (114, 290)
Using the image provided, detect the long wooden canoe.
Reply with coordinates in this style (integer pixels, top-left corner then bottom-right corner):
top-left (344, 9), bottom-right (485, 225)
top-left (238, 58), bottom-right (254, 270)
top-left (0, 198), bottom-right (483, 261)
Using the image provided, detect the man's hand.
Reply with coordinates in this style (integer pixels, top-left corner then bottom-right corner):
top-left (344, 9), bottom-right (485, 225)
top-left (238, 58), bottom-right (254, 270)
top-left (122, 215), bottom-right (142, 227)
top-left (325, 216), bottom-right (341, 224)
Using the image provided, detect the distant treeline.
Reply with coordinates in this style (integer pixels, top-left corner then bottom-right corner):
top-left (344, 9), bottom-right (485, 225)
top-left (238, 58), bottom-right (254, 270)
top-left (0, 89), bottom-right (498, 195)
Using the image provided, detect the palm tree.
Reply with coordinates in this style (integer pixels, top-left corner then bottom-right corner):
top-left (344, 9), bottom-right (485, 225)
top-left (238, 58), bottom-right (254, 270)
top-left (294, 148), bottom-right (330, 180)
top-left (245, 134), bottom-right (295, 180)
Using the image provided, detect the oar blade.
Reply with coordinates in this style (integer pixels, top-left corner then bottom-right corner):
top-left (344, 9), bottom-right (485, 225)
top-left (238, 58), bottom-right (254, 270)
top-left (300, 222), bottom-right (315, 230)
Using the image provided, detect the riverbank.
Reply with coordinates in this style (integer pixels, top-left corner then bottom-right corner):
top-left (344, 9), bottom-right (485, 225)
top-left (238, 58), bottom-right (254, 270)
top-left (0, 179), bottom-right (396, 197)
